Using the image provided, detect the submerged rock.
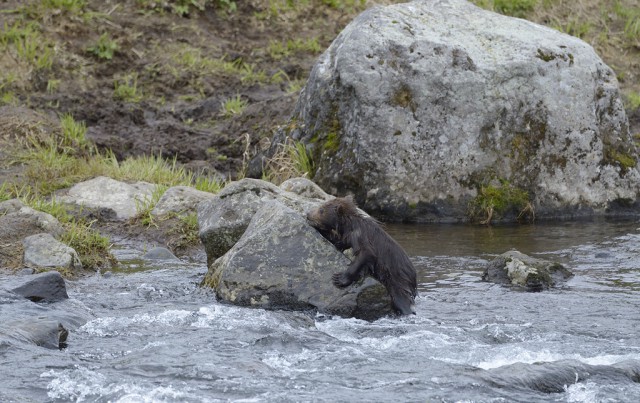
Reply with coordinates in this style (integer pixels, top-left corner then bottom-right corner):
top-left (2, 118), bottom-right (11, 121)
top-left (202, 200), bottom-right (393, 320)
top-left (141, 246), bottom-right (179, 261)
top-left (198, 177), bottom-right (331, 266)
top-left (1, 319), bottom-right (68, 349)
top-left (276, 0), bottom-right (639, 222)
top-left (482, 250), bottom-right (573, 291)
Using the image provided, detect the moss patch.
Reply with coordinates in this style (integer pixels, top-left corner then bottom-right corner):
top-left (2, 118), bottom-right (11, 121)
top-left (468, 179), bottom-right (533, 224)
top-left (391, 84), bottom-right (416, 112)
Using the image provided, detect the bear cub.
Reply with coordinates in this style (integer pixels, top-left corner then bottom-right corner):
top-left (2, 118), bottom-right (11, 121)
top-left (307, 197), bottom-right (417, 315)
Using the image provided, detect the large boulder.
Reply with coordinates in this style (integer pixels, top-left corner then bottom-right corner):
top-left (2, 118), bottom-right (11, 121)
top-left (198, 178), bottom-right (331, 266)
top-left (274, 0), bottom-right (639, 222)
top-left (202, 200), bottom-right (393, 320)
top-left (482, 250), bottom-right (574, 291)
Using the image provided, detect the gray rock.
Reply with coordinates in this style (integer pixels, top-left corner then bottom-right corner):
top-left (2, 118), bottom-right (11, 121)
top-left (151, 185), bottom-right (215, 216)
top-left (11, 271), bottom-right (69, 302)
top-left (0, 206), bottom-right (64, 269)
top-left (203, 200), bottom-right (393, 319)
top-left (0, 198), bottom-right (25, 215)
top-left (58, 176), bottom-right (157, 220)
top-left (198, 178), bottom-right (329, 266)
top-left (282, 0), bottom-right (639, 222)
top-left (141, 246), bottom-right (179, 261)
top-left (279, 177), bottom-right (332, 200)
top-left (1, 319), bottom-right (68, 349)
top-left (23, 233), bottom-right (82, 271)
top-left (482, 250), bottom-right (574, 291)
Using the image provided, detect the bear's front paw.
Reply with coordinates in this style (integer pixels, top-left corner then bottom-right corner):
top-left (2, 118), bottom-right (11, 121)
top-left (332, 272), bottom-right (351, 288)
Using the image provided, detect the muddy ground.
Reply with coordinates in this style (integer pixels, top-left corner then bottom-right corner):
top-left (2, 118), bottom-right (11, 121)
top-left (1, 0), bottom-right (639, 184)
top-left (1, 0), bottom-right (388, 181)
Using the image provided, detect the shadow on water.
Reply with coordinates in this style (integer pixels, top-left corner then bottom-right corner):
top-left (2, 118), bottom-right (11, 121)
top-left (385, 218), bottom-right (640, 258)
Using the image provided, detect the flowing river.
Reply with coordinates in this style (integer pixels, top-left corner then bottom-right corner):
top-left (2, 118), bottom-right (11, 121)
top-left (1, 220), bottom-right (640, 402)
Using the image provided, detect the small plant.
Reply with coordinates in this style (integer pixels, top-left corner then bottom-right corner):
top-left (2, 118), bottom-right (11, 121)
top-left (46, 78), bottom-right (60, 93)
top-left (194, 175), bottom-right (225, 193)
top-left (286, 78), bottom-right (305, 94)
top-left (41, 0), bottom-right (87, 14)
top-left (221, 94), bottom-right (247, 117)
top-left (168, 212), bottom-right (201, 251)
top-left (87, 33), bottom-right (118, 60)
top-left (0, 182), bottom-right (11, 203)
top-left (133, 185), bottom-right (167, 227)
top-left (468, 179), bottom-right (533, 224)
top-left (59, 114), bottom-right (91, 155)
top-left (262, 139), bottom-right (314, 184)
top-left (267, 37), bottom-right (322, 60)
top-left (288, 141), bottom-right (314, 177)
top-left (113, 74), bottom-right (142, 102)
top-left (15, 36), bottom-right (54, 70)
top-left (626, 92), bottom-right (640, 110)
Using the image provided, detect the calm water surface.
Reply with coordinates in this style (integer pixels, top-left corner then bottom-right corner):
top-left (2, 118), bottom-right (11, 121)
top-left (1, 220), bottom-right (640, 402)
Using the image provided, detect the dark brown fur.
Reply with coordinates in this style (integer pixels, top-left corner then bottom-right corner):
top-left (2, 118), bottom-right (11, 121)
top-left (307, 197), bottom-right (417, 315)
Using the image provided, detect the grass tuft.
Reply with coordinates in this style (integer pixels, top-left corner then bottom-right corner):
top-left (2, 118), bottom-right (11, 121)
top-left (87, 33), bottom-right (118, 60)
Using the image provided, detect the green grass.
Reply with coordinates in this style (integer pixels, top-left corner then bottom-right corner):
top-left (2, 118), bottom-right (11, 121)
top-left (41, 0), bottom-right (87, 14)
top-left (626, 92), bottom-right (640, 110)
top-left (194, 175), bottom-right (225, 193)
top-left (113, 74), bottom-right (142, 102)
top-left (137, 0), bottom-right (237, 16)
top-left (133, 185), bottom-right (167, 227)
top-left (614, 1), bottom-right (640, 40)
top-left (267, 37), bottom-right (322, 60)
top-left (221, 94), bottom-right (247, 117)
top-left (261, 139), bottom-right (315, 184)
top-left (59, 113), bottom-right (92, 154)
top-left (87, 33), bottom-right (118, 60)
top-left (288, 141), bottom-right (314, 177)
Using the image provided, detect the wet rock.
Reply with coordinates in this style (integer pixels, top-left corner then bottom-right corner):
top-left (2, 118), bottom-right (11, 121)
top-left (141, 246), bottom-right (179, 261)
top-left (23, 233), bottom-right (82, 271)
top-left (280, 0), bottom-right (639, 222)
top-left (476, 359), bottom-right (640, 394)
top-left (11, 271), bottom-right (69, 302)
top-left (58, 176), bottom-right (157, 220)
top-left (202, 200), bottom-right (393, 320)
top-left (151, 185), bottom-right (215, 216)
top-left (1, 319), bottom-right (68, 349)
top-left (198, 178), bottom-right (330, 266)
top-left (482, 250), bottom-right (574, 291)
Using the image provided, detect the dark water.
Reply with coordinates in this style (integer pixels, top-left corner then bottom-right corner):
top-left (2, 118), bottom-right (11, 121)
top-left (2, 220), bottom-right (640, 402)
